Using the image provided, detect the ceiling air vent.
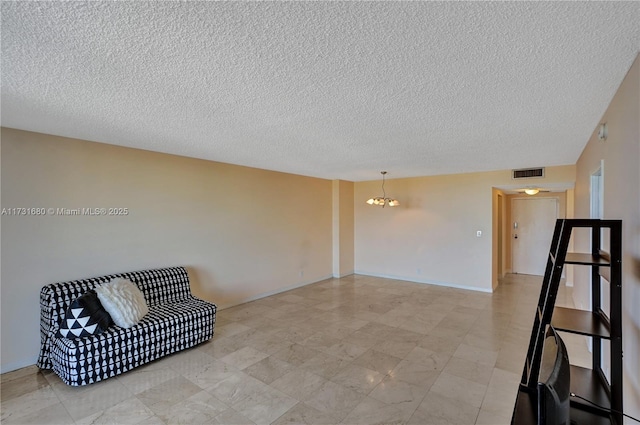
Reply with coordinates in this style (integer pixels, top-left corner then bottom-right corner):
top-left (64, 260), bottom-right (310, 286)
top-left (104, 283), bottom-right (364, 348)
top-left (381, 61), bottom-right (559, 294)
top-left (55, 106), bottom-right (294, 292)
top-left (512, 167), bottom-right (544, 179)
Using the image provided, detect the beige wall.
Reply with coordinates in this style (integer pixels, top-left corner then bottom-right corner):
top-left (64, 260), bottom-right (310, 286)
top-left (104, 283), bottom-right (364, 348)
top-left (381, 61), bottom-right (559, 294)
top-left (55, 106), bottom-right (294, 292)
top-left (573, 55), bottom-right (639, 422)
top-left (332, 180), bottom-right (355, 277)
top-left (354, 165), bottom-right (575, 292)
top-left (0, 128), bottom-right (333, 372)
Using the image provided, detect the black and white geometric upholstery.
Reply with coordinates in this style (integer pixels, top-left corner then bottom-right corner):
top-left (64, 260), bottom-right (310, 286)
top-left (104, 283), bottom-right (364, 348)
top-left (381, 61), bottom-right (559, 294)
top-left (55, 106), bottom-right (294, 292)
top-left (37, 267), bottom-right (216, 386)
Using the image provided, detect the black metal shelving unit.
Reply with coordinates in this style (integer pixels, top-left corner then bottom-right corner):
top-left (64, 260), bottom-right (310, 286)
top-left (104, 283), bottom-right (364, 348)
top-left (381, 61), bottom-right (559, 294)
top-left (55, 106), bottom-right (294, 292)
top-left (512, 219), bottom-right (622, 425)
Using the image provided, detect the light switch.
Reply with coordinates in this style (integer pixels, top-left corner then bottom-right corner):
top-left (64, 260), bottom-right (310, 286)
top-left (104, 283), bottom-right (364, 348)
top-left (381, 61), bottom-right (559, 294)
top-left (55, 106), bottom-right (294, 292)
top-left (476, 230), bottom-right (482, 237)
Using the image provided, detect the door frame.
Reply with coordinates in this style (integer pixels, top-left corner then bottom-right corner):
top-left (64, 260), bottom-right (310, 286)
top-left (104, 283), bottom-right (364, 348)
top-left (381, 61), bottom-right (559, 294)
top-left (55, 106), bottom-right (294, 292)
top-left (497, 193), bottom-right (504, 279)
top-left (511, 196), bottom-right (559, 275)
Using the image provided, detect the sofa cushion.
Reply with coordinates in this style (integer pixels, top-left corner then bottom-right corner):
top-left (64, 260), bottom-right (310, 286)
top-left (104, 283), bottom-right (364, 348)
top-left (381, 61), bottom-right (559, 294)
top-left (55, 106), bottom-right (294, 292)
top-left (95, 278), bottom-right (149, 328)
top-left (56, 290), bottom-right (113, 339)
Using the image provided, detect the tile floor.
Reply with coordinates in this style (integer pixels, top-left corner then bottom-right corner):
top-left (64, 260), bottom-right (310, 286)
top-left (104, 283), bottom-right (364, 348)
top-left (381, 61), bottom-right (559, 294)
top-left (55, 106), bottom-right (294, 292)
top-left (1, 273), bottom-right (588, 424)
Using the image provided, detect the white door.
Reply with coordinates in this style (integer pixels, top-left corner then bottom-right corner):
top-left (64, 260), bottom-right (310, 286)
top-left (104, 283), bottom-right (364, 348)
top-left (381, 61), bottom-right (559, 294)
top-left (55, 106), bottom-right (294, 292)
top-left (512, 198), bottom-right (558, 276)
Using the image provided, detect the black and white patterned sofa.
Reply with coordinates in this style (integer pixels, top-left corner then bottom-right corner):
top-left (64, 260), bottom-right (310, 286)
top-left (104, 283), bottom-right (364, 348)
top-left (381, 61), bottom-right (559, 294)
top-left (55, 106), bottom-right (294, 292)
top-left (37, 266), bottom-right (216, 386)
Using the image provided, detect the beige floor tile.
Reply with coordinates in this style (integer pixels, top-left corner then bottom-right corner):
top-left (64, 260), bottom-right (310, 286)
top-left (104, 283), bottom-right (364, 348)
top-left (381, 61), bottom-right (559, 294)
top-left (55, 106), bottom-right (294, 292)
top-left (0, 370), bottom-right (49, 402)
top-left (271, 368), bottom-right (327, 400)
top-left (212, 408), bottom-right (257, 424)
top-left (1, 401), bottom-right (74, 425)
top-left (404, 346), bottom-right (451, 371)
top-left (375, 337), bottom-right (419, 359)
top-left (199, 334), bottom-right (247, 359)
top-left (0, 365), bottom-right (41, 384)
top-left (271, 402), bottom-right (337, 425)
top-left (429, 322), bottom-right (471, 340)
top-left (220, 346), bottom-right (270, 370)
top-left (134, 414), bottom-right (166, 424)
top-left (386, 328), bottom-right (425, 344)
top-left (339, 318), bottom-right (369, 331)
top-left (351, 349), bottom-right (402, 375)
top-left (368, 376), bottom-right (428, 418)
top-left (54, 377), bottom-right (135, 421)
top-left (181, 357), bottom-right (241, 390)
top-left (206, 370), bottom-right (269, 406)
top-left (487, 367), bottom-right (520, 391)
top-left (135, 376), bottom-right (202, 416)
top-left (116, 360), bottom-right (181, 394)
top-left (418, 334), bottom-right (463, 355)
top-left (495, 343), bottom-right (528, 374)
top-left (275, 325), bottom-right (319, 344)
top-left (278, 294), bottom-right (308, 304)
top-left (453, 343), bottom-right (499, 367)
top-left (261, 307), bottom-right (295, 321)
top-left (388, 359), bottom-right (440, 388)
top-left (323, 341), bottom-right (369, 361)
top-left (214, 321), bottom-right (252, 338)
top-left (346, 330), bottom-right (382, 349)
top-left (319, 325), bottom-right (356, 340)
top-left (330, 363), bottom-right (385, 395)
top-left (239, 316), bottom-right (290, 334)
top-left (231, 385), bottom-right (298, 425)
top-left (299, 352), bottom-right (351, 379)
top-left (304, 381), bottom-right (365, 421)
top-left (272, 343), bottom-right (321, 366)
top-left (153, 390), bottom-right (228, 424)
top-left (411, 391), bottom-right (480, 425)
top-left (244, 355), bottom-right (297, 384)
top-left (478, 368), bottom-right (520, 419)
top-left (442, 356), bottom-right (494, 386)
top-left (340, 396), bottom-right (405, 425)
top-left (300, 332), bottom-right (341, 351)
top-left (463, 330), bottom-right (504, 352)
top-left (430, 372), bottom-right (488, 409)
top-left (246, 332), bottom-right (296, 355)
top-left (46, 370), bottom-right (125, 401)
top-left (377, 310), bottom-right (415, 327)
top-left (353, 310), bottom-right (384, 323)
top-left (398, 315), bottom-right (443, 335)
top-left (357, 321), bottom-right (397, 338)
top-left (76, 397), bottom-right (155, 425)
top-left (475, 407), bottom-right (512, 425)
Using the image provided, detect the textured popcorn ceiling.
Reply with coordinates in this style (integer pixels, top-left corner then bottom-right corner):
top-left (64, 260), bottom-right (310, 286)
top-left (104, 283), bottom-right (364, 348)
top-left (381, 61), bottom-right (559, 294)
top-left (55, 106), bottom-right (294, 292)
top-left (1, 2), bottom-right (638, 181)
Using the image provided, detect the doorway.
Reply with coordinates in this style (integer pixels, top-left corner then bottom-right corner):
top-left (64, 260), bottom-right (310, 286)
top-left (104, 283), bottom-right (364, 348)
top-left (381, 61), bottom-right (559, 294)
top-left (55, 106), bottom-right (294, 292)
top-left (512, 197), bottom-right (559, 275)
top-left (591, 162), bottom-right (604, 220)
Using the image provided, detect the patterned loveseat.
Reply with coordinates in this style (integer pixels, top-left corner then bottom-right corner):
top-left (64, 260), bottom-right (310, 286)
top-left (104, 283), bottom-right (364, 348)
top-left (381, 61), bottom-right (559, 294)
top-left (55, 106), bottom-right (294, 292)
top-left (37, 266), bottom-right (216, 386)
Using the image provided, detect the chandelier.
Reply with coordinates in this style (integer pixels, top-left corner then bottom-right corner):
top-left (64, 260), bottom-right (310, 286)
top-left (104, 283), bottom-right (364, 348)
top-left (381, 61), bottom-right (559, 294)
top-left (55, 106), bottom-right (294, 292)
top-left (366, 171), bottom-right (399, 207)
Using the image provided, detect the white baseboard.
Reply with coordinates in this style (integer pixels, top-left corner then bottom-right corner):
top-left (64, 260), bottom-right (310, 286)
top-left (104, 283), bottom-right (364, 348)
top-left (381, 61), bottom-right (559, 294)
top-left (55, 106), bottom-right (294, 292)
top-left (353, 271), bottom-right (493, 293)
top-left (216, 274), bottom-right (334, 311)
top-left (1, 359), bottom-right (38, 375)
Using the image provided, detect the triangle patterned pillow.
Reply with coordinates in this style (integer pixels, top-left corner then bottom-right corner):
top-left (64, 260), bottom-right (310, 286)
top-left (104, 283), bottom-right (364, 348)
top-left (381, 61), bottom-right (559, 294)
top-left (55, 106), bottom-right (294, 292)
top-left (57, 289), bottom-right (113, 338)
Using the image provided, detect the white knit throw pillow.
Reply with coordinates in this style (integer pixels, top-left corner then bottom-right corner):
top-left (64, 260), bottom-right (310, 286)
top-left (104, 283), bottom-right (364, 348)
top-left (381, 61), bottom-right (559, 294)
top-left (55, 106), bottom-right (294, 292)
top-left (95, 278), bottom-right (149, 328)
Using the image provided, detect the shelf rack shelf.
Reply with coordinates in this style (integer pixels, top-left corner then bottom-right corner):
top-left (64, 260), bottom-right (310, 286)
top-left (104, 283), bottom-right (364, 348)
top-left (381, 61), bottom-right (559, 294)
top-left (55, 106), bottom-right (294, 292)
top-left (511, 219), bottom-right (622, 425)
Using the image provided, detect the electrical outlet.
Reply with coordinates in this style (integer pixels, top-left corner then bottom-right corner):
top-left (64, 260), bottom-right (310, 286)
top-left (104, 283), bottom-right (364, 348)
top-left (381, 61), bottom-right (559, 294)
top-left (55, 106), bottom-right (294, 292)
top-left (476, 230), bottom-right (482, 237)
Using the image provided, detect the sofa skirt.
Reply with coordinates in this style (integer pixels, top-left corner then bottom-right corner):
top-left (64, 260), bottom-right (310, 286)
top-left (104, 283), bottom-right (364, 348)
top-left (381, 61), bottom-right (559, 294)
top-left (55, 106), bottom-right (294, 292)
top-left (49, 297), bottom-right (216, 386)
